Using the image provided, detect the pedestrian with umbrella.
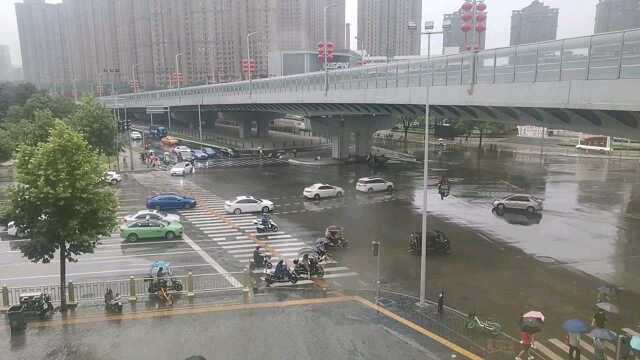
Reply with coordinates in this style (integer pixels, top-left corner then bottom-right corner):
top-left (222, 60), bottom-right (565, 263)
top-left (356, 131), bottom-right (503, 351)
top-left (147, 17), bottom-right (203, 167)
top-left (517, 311), bottom-right (545, 360)
top-left (563, 319), bottom-right (590, 360)
top-left (589, 328), bottom-right (617, 360)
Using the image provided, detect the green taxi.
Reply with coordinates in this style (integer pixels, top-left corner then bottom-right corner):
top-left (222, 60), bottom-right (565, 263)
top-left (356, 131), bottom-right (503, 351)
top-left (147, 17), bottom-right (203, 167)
top-left (120, 219), bottom-right (183, 242)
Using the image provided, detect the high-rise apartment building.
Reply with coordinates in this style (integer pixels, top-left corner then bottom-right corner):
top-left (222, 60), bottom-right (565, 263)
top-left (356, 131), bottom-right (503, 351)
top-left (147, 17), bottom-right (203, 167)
top-left (357, 0), bottom-right (421, 57)
top-left (16, 0), bottom-right (346, 92)
top-left (15, 0), bottom-right (66, 88)
top-left (442, 8), bottom-right (486, 53)
top-left (510, 1), bottom-right (558, 46)
top-left (594, 0), bottom-right (640, 33)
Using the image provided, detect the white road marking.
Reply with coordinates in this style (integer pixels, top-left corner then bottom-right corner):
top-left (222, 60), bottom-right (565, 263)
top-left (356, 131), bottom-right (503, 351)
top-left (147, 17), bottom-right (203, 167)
top-left (182, 234), bottom-right (241, 287)
top-left (217, 240), bottom-right (256, 246)
top-left (266, 234), bottom-right (292, 239)
top-left (223, 242), bottom-right (304, 250)
top-left (533, 342), bottom-right (565, 360)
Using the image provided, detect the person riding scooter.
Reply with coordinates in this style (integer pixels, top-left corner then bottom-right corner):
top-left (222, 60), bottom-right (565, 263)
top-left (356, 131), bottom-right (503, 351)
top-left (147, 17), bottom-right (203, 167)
top-left (274, 260), bottom-right (287, 279)
top-left (261, 213), bottom-right (270, 227)
top-left (253, 246), bottom-right (268, 268)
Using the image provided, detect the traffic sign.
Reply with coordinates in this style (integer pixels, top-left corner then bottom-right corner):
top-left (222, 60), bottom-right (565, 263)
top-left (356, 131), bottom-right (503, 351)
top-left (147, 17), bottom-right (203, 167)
top-left (424, 21), bottom-right (434, 31)
top-left (146, 106), bottom-right (168, 114)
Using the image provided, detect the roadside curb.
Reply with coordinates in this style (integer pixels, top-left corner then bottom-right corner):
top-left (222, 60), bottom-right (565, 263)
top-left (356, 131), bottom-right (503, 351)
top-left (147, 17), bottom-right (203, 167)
top-left (288, 158), bottom-right (343, 166)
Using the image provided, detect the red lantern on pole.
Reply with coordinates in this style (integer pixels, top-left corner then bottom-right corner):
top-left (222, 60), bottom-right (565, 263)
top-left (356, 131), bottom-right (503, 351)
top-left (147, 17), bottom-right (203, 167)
top-left (476, 11), bottom-right (487, 22)
top-left (462, 12), bottom-right (473, 22)
top-left (461, 22), bottom-right (473, 33)
top-left (476, 2), bottom-right (487, 11)
top-left (461, 1), bottom-right (473, 11)
top-left (476, 22), bottom-right (486, 33)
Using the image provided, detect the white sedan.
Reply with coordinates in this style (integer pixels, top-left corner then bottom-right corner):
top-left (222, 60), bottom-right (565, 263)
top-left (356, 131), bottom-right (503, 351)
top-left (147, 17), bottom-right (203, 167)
top-left (356, 177), bottom-right (394, 193)
top-left (105, 171), bottom-right (122, 184)
top-left (170, 162), bottom-right (193, 176)
top-left (303, 183), bottom-right (344, 200)
top-left (130, 131), bottom-right (142, 140)
top-left (173, 145), bottom-right (191, 154)
top-left (122, 210), bottom-right (180, 224)
top-left (224, 196), bottom-right (274, 215)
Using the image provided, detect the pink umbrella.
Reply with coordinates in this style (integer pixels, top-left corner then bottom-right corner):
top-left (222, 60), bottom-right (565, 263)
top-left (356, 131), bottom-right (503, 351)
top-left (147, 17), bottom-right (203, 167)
top-left (523, 311), bottom-right (545, 322)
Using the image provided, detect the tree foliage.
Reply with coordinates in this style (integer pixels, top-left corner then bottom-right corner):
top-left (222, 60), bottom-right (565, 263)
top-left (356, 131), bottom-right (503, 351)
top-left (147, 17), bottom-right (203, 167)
top-left (0, 82), bottom-right (39, 119)
top-left (3, 94), bottom-right (76, 125)
top-left (67, 97), bottom-right (118, 156)
top-left (7, 121), bottom-right (118, 307)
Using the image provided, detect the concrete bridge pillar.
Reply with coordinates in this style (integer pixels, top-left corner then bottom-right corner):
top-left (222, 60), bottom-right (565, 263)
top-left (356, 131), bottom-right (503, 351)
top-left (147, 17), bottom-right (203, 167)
top-left (238, 118), bottom-right (252, 139)
top-left (310, 115), bottom-right (393, 160)
top-left (221, 111), bottom-right (282, 139)
top-left (257, 118), bottom-right (270, 138)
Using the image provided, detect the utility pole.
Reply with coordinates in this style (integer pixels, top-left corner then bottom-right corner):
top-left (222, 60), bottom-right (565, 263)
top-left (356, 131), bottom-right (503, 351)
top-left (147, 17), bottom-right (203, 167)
top-left (419, 87), bottom-right (431, 306)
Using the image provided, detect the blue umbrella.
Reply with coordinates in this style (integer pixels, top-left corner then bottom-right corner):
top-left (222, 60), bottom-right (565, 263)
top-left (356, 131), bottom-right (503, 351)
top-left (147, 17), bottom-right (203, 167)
top-left (631, 336), bottom-right (640, 351)
top-left (562, 319), bottom-right (590, 334)
top-left (589, 328), bottom-right (617, 342)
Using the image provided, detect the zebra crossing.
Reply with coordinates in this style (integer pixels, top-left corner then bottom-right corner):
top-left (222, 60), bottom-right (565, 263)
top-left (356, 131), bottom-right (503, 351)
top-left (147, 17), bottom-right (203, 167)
top-left (194, 157), bottom-right (288, 169)
top-left (534, 328), bottom-right (638, 360)
top-left (133, 172), bottom-right (358, 285)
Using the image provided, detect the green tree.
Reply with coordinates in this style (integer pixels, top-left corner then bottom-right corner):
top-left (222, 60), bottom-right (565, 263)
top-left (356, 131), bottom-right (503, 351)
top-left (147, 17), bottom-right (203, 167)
top-left (7, 121), bottom-right (118, 310)
top-left (3, 94), bottom-right (76, 125)
top-left (0, 82), bottom-right (39, 119)
top-left (68, 97), bottom-right (119, 156)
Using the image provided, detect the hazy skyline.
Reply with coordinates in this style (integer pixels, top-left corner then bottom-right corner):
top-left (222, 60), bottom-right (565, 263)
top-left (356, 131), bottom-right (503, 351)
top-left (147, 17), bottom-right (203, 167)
top-left (1, 0), bottom-right (598, 66)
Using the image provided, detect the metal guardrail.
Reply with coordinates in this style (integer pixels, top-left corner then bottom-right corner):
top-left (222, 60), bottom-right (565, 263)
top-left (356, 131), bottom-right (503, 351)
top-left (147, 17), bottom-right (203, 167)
top-left (2, 272), bottom-right (245, 307)
top-left (105, 28), bottom-right (640, 106)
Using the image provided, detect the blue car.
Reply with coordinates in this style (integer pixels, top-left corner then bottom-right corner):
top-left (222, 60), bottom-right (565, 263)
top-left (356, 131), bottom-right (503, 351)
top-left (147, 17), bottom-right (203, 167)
top-left (147, 194), bottom-right (197, 210)
top-left (192, 149), bottom-right (208, 160)
top-left (202, 147), bottom-right (218, 159)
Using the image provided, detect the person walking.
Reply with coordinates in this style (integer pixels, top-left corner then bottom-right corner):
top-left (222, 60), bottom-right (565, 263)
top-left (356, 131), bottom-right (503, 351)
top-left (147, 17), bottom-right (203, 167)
top-left (516, 331), bottom-right (535, 360)
top-left (567, 332), bottom-right (581, 360)
top-left (122, 155), bottom-right (127, 168)
top-left (437, 291), bottom-right (445, 316)
top-left (593, 337), bottom-right (605, 360)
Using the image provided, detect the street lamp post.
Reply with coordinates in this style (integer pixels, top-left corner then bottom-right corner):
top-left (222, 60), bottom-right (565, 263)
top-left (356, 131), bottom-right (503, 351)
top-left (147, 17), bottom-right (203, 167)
top-left (175, 53), bottom-right (183, 91)
top-left (247, 31), bottom-right (257, 97)
top-left (323, 3), bottom-right (336, 95)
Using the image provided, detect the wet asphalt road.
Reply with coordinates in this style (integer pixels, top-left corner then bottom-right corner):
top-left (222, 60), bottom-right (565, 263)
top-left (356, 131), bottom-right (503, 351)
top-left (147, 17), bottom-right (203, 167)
top-left (183, 147), bottom-right (640, 338)
top-left (3, 142), bottom-right (640, 354)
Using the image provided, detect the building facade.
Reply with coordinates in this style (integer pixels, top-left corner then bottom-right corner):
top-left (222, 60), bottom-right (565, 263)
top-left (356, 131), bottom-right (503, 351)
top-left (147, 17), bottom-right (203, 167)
top-left (442, 9), bottom-right (486, 54)
top-left (357, 0), bottom-right (421, 57)
top-left (15, 0), bottom-right (66, 89)
top-left (594, 0), bottom-right (640, 33)
top-left (510, 1), bottom-right (558, 46)
top-left (16, 0), bottom-right (346, 94)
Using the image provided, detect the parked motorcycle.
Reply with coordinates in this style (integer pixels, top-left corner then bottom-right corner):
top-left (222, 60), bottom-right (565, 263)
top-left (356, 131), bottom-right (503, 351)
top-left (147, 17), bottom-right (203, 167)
top-left (104, 288), bottom-right (123, 313)
top-left (293, 257), bottom-right (324, 279)
top-left (19, 292), bottom-right (55, 320)
top-left (253, 218), bottom-right (279, 233)
top-left (264, 266), bottom-right (298, 286)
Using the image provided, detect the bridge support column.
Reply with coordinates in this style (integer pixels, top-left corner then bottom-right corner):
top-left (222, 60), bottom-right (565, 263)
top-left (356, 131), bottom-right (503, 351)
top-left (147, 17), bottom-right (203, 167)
top-left (331, 134), bottom-right (348, 160)
top-left (257, 118), bottom-right (270, 138)
top-left (310, 115), bottom-right (393, 160)
top-left (238, 119), bottom-right (252, 139)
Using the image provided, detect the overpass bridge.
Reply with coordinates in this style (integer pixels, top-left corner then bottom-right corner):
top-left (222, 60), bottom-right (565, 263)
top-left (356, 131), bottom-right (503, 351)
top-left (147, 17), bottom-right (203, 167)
top-left (104, 29), bottom-right (640, 159)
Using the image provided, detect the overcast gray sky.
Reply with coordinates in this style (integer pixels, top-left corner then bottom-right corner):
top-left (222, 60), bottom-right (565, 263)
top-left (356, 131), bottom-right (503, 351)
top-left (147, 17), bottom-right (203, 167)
top-left (1, 0), bottom-right (598, 66)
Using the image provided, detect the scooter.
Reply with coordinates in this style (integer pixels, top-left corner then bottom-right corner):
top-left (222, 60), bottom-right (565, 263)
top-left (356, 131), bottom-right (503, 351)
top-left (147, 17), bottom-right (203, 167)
top-left (253, 219), bottom-right (279, 233)
top-left (293, 259), bottom-right (324, 279)
top-left (249, 251), bottom-right (273, 270)
top-left (104, 288), bottom-right (123, 313)
top-left (264, 266), bottom-right (298, 286)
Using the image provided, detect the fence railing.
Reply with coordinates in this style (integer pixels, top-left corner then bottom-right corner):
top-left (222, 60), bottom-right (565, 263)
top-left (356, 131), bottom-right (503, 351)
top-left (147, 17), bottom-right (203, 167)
top-left (104, 28), bottom-right (640, 107)
top-left (1, 272), bottom-right (245, 307)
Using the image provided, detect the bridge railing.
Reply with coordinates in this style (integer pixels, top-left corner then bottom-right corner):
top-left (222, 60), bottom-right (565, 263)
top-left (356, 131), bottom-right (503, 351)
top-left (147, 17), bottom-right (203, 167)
top-left (106, 28), bottom-right (640, 105)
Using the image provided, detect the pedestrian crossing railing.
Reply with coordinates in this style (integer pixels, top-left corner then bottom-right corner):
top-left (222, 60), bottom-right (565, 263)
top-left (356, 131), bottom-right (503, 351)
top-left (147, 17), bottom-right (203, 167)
top-left (1, 272), bottom-right (246, 308)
